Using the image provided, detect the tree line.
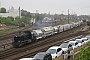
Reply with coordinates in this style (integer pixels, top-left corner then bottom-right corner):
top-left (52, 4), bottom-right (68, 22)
top-left (0, 7), bottom-right (6, 13)
top-left (0, 7), bottom-right (90, 26)
top-left (0, 14), bottom-right (45, 26)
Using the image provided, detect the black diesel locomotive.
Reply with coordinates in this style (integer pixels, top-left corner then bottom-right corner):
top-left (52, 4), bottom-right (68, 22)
top-left (12, 30), bottom-right (34, 47)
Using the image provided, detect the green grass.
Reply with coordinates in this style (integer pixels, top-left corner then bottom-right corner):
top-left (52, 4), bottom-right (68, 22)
top-left (88, 30), bottom-right (90, 34)
top-left (0, 28), bottom-right (20, 36)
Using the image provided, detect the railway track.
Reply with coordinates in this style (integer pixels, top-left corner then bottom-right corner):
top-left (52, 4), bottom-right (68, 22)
top-left (0, 24), bottom-right (88, 60)
top-left (0, 39), bottom-right (12, 45)
top-left (0, 39), bottom-right (12, 51)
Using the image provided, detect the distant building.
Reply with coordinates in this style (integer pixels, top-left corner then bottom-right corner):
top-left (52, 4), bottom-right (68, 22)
top-left (60, 14), bottom-right (65, 19)
top-left (42, 17), bottom-right (54, 22)
top-left (21, 9), bottom-right (28, 16)
top-left (0, 6), bottom-right (21, 18)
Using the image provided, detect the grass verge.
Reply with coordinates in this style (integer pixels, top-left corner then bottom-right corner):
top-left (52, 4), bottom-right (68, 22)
top-left (0, 28), bottom-right (20, 36)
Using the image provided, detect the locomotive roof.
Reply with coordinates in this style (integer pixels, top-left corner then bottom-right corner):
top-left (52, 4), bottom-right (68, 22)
top-left (15, 33), bottom-right (26, 37)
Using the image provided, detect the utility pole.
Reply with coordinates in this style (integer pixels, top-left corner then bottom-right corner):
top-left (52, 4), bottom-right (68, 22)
top-left (19, 6), bottom-right (20, 19)
top-left (0, 2), bottom-right (1, 8)
top-left (18, 6), bottom-right (20, 24)
top-left (68, 9), bottom-right (69, 24)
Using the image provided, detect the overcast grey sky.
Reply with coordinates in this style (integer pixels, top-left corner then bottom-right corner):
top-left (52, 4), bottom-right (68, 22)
top-left (0, 0), bottom-right (90, 15)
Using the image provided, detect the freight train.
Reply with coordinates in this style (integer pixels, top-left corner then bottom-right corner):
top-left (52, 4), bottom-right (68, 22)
top-left (12, 21), bottom-right (83, 47)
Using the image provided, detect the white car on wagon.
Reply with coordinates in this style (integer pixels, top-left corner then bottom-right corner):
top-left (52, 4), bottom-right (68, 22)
top-left (85, 35), bottom-right (90, 42)
top-left (68, 41), bottom-right (79, 50)
top-left (81, 38), bottom-right (89, 43)
top-left (59, 43), bottom-right (73, 59)
top-left (46, 46), bottom-right (63, 60)
top-left (75, 39), bottom-right (84, 46)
